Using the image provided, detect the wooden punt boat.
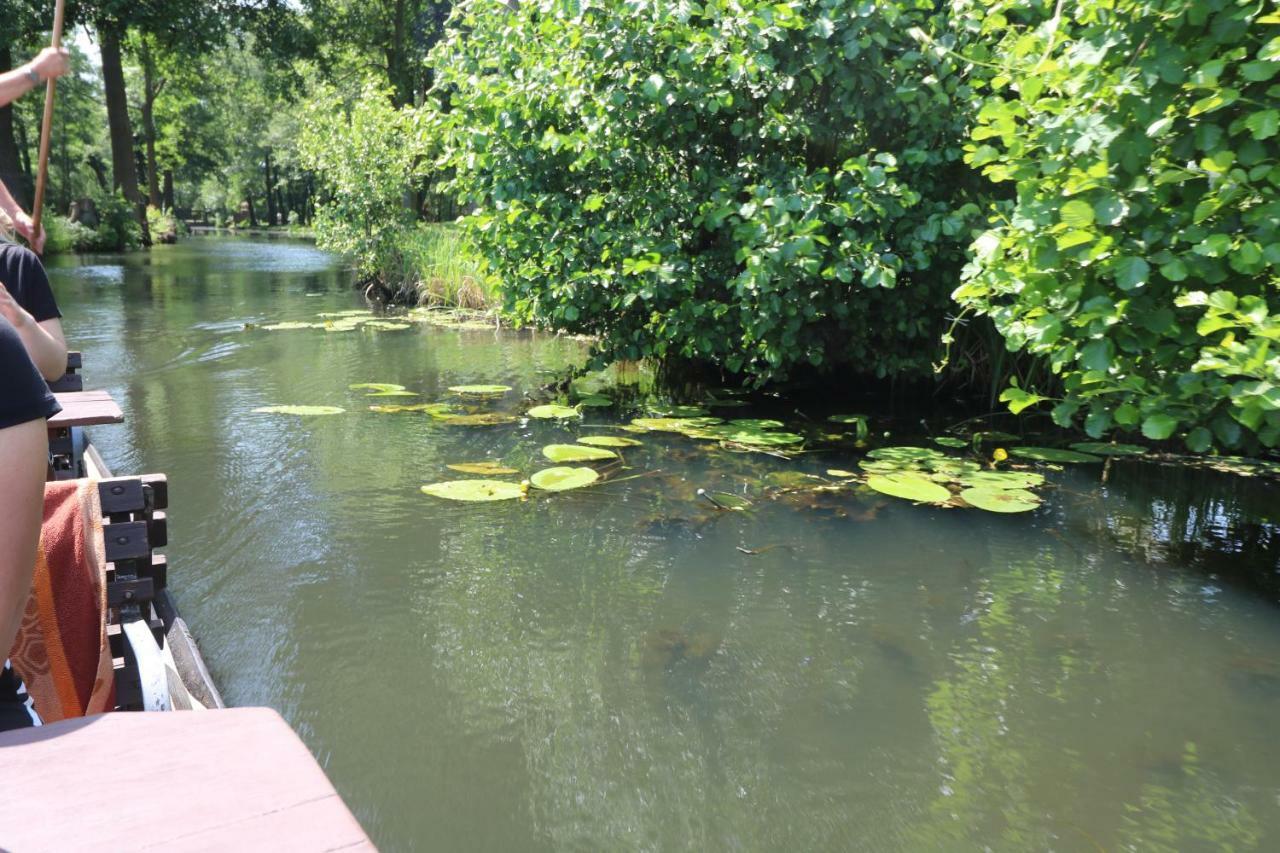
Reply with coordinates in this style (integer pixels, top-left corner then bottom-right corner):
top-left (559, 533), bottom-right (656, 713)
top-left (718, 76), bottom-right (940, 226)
top-left (0, 352), bottom-right (374, 849)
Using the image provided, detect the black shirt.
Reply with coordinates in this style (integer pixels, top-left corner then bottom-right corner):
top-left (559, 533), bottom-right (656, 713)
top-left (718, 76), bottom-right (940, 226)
top-left (0, 242), bottom-right (61, 322)
top-left (0, 314), bottom-right (60, 429)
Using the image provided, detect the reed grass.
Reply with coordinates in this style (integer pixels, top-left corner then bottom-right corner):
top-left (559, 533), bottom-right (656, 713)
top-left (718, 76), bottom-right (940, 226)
top-left (396, 224), bottom-right (499, 310)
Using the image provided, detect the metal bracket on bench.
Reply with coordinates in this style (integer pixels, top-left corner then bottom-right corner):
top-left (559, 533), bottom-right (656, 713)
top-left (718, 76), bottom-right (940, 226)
top-left (99, 475), bottom-right (173, 712)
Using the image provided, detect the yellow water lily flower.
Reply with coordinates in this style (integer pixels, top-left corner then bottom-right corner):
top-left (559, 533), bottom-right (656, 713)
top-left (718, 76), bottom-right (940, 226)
top-left (992, 447), bottom-right (1009, 463)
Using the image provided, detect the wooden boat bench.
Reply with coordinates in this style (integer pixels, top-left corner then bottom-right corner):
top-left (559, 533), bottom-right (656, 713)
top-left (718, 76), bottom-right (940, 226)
top-left (47, 352), bottom-right (124, 480)
top-left (0, 707), bottom-right (375, 850)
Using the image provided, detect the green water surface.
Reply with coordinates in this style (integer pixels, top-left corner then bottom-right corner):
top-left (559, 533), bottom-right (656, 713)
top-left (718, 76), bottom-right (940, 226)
top-left (48, 237), bottom-right (1280, 851)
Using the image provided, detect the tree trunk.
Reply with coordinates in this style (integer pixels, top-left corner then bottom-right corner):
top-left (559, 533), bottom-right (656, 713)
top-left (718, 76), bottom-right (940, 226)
top-left (98, 21), bottom-right (151, 244)
top-left (140, 41), bottom-right (162, 208)
top-left (246, 195), bottom-right (257, 228)
top-left (162, 170), bottom-right (175, 212)
top-left (263, 149), bottom-right (276, 226)
top-left (0, 45), bottom-right (31, 210)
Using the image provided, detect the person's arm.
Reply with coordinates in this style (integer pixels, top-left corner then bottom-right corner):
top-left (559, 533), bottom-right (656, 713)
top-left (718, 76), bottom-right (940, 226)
top-left (0, 283), bottom-right (67, 380)
top-left (0, 48), bottom-right (69, 108)
top-left (0, 48), bottom-right (70, 253)
top-left (0, 418), bottom-right (46, 663)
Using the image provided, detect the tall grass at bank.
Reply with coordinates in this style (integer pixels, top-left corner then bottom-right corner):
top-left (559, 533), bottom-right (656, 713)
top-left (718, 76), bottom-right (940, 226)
top-left (396, 223), bottom-right (498, 310)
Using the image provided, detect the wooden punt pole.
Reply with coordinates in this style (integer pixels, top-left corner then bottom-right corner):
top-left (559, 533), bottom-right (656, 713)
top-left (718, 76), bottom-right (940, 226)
top-left (30, 0), bottom-right (67, 254)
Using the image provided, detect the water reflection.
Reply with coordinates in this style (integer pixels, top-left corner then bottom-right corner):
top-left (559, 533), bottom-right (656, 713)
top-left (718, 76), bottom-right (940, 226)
top-left (45, 237), bottom-right (1280, 850)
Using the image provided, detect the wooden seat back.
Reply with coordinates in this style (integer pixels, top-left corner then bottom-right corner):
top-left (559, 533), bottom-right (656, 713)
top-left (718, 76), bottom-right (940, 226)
top-left (47, 350), bottom-right (83, 393)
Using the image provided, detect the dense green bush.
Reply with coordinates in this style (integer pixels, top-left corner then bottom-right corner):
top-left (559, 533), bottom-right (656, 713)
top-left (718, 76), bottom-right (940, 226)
top-left (429, 0), bottom-right (986, 382)
top-left (43, 191), bottom-right (144, 253)
top-left (952, 0), bottom-right (1280, 451)
top-left (297, 81), bottom-right (425, 287)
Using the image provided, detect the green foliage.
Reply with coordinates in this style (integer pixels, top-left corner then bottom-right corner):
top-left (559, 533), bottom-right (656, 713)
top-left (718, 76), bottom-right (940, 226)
top-left (298, 80), bottom-right (424, 283)
top-left (951, 0), bottom-right (1280, 451)
top-left (87, 191), bottom-right (146, 252)
top-left (429, 0), bottom-right (986, 383)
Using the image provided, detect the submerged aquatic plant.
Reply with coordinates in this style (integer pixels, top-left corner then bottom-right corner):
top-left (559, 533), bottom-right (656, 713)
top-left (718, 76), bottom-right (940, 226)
top-left (253, 405), bottom-right (345, 416)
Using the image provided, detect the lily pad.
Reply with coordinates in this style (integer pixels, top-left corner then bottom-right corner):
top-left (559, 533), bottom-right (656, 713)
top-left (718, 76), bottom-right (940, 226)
top-left (369, 402), bottom-right (455, 415)
top-left (865, 473), bottom-right (951, 504)
top-left (350, 383), bottom-right (406, 393)
top-left (575, 395), bottom-right (614, 408)
top-left (367, 390), bottom-right (419, 398)
top-left (826, 469), bottom-right (858, 479)
top-left (448, 384), bottom-right (512, 396)
top-left (959, 487), bottom-right (1041, 513)
top-left (1009, 446), bottom-right (1102, 464)
top-left (262, 321), bottom-right (319, 331)
top-left (703, 425), bottom-right (804, 446)
top-left (706, 398), bottom-right (750, 408)
top-left (1069, 442), bottom-right (1148, 457)
top-left (363, 321), bottom-right (411, 330)
top-left (702, 491), bottom-right (753, 510)
top-left (866, 446), bottom-right (947, 464)
top-left (318, 310), bottom-right (375, 318)
top-left (764, 471), bottom-right (827, 488)
top-left (729, 418), bottom-right (784, 431)
top-left (649, 404), bottom-right (710, 417)
top-left (542, 444), bottom-right (618, 463)
top-left (631, 417), bottom-right (723, 433)
top-left (528, 404), bottom-right (580, 419)
top-left (253, 405), bottom-right (345, 416)
top-left (420, 480), bottom-right (524, 502)
top-left (439, 413), bottom-right (520, 426)
top-left (578, 436), bottom-right (643, 448)
top-left (933, 436), bottom-right (968, 448)
top-left (447, 462), bottom-right (520, 476)
top-left (960, 470), bottom-right (1046, 490)
top-left (828, 414), bottom-right (869, 425)
top-left (530, 466), bottom-right (600, 491)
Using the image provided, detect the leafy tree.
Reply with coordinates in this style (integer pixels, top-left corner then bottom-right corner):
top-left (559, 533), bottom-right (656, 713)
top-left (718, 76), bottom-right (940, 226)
top-left (429, 0), bottom-right (987, 383)
top-left (950, 0), bottom-right (1280, 451)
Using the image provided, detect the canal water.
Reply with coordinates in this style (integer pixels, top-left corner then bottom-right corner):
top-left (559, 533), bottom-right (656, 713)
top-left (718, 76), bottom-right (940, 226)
top-left (49, 237), bottom-right (1280, 850)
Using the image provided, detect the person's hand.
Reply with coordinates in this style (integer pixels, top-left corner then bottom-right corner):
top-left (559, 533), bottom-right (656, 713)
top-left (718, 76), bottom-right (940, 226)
top-left (12, 212), bottom-right (45, 255)
top-left (0, 282), bottom-right (31, 330)
top-left (28, 48), bottom-right (70, 83)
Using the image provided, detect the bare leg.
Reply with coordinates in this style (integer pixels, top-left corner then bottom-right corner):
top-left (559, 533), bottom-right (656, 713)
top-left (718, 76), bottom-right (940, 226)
top-left (0, 419), bottom-right (46, 660)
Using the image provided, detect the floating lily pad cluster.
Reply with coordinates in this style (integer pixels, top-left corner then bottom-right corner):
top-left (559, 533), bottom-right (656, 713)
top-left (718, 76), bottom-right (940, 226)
top-left (254, 307), bottom-right (498, 334)
top-left (420, 435), bottom-right (635, 501)
top-left (856, 446), bottom-right (1047, 513)
top-left (628, 415), bottom-right (805, 453)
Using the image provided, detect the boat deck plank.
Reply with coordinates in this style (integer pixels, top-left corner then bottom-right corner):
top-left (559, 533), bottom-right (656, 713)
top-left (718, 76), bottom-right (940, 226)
top-left (0, 707), bottom-right (374, 850)
top-left (49, 390), bottom-right (124, 429)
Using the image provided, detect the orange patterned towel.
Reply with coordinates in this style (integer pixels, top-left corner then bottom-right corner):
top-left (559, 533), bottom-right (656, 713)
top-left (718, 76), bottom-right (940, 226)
top-left (8, 479), bottom-right (114, 722)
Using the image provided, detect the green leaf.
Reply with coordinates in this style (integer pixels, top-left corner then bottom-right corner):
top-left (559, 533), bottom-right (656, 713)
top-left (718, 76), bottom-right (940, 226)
top-left (1185, 427), bottom-right (1213, 453)
top-left (449, 384), bottom-right (513, 395)
top-left (1141, 414), bottom-right (1178, 440)
top-left (864, 474), bottom-right (952, 505)
top-left (959, 487), bottom-right (1041, 513)
top-left (1008, 446), bottom-right (1102, 463)
top-left (1160, 259), bottom-right (1189, 281)
top-left (577, 435), bottom-right (643, 448)
top-left (527, 404), bottom-right (580, 419)
top-left (1245, 110), bottom-right (1279, 140)
top-left (446, 462), bottom-right (520, 475)
top-left (542, 444), bottom-right (618, 462)
top-left (253, 405), bottom-right (345, 416)
top-left (1059, 199), bottom-right (1096, 228)
top-left (1114, 256), bottom-right (1149, 290)
top-left (529, 466), bottom-right (600, 491)
top-left (421, 480), bottom-right (525, 502)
